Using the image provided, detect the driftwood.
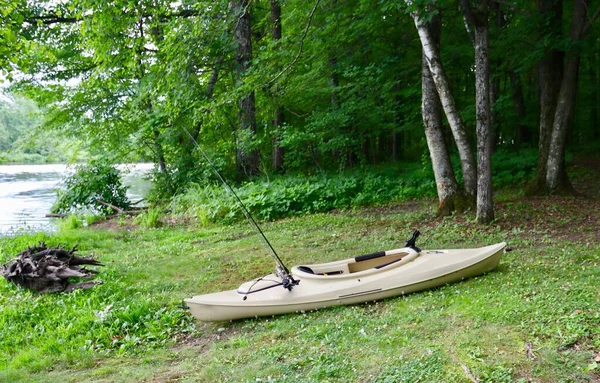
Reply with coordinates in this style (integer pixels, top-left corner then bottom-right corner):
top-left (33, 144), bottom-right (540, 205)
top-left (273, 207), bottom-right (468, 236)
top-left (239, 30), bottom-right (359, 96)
top-left (45, 213), bottom-right (67, 218)
top-left (45, 200), bottom-right (147, 220)
top-left (1, 242), bottom-right (103, 293)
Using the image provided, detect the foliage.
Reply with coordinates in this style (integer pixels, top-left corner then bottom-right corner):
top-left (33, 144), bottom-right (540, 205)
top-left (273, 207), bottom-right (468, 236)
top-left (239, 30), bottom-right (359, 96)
top-left (133, 208), bottom-right (163, 228)
top-left (171, 150), bottom-right (540, 224)
top-left (2, 0), bottom-right (598, 202)
top-left (0, 93), bottom-right (85, 164)
top-left (52, 160), bottom-right (131, 215)
top-left (172, 165), bottom-right (436, 223)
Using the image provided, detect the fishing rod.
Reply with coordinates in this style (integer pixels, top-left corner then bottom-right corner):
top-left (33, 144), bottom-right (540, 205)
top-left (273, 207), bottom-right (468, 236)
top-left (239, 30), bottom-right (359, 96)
top-left (181, 127), bottom-right (298, 291)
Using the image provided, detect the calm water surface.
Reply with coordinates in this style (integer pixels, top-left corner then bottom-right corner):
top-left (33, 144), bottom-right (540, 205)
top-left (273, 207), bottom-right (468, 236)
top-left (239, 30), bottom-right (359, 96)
top-left (0, 163), bottom-right (152, 235)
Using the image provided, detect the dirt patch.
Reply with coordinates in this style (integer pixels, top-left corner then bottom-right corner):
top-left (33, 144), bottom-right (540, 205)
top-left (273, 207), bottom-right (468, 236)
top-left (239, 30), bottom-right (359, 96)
top-left (90, 216), bottom-right (138, 231)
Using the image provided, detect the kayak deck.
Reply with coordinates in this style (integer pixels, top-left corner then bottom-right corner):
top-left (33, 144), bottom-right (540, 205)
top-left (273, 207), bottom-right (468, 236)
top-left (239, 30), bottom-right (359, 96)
top-left (184, 242), bottom-right (506, 321)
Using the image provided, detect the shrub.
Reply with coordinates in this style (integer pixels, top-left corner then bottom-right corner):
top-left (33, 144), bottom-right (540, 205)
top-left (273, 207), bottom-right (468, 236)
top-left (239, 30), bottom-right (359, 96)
top-left (171, 167), bottom-right (436, 223)
top-left (52, 160), bottom-right (131, 216)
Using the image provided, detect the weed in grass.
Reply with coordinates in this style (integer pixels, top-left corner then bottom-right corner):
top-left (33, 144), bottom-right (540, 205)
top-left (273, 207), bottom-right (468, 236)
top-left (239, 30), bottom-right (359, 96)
top-left (133, 208), bottom-right (163, 228)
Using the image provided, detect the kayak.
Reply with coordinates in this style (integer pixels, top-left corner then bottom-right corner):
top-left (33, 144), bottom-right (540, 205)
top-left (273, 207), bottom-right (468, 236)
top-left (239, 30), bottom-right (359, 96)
top-left (184, 240), bottom-right (506, 321)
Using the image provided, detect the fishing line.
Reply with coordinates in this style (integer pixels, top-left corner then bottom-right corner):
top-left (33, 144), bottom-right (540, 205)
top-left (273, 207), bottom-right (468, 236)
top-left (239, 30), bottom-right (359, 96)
top-left (180, 127), bottom-right (297, 288)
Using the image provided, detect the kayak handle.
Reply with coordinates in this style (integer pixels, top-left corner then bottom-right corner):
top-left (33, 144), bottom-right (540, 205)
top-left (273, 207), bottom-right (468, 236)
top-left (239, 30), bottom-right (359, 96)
top-left (404, 230), bottom-right (421, 252)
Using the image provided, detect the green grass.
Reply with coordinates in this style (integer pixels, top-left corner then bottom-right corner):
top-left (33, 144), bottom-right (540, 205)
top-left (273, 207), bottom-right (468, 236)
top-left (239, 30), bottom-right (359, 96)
top-left (1, 193), bottom-right (599, 382)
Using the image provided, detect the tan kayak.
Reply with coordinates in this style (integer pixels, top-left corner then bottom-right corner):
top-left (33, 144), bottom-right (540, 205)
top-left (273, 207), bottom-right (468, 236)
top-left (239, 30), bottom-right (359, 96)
top-left (184, 240), bottom-right (506, 321)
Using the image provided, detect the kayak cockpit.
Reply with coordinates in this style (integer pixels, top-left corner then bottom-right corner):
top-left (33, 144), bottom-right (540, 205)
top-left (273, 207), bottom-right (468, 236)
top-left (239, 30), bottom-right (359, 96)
top-left (237, 247), bottom-right (420, 294)
top-left (291, 247), bottom-right (419, 279)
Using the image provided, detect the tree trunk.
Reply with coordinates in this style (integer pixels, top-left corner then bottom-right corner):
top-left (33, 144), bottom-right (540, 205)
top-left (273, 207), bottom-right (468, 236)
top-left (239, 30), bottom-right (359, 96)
top-left (409, 7), bottom-right (477, 199)
top-left (527, 0), bottom-right (564, 195)
top-left (489, 0), bottom-right (504, 153)
top-left (329, 55), bottom-right (339, 106)
top-left (463, 0), bottom-right (494, 223)
top-left (231, 0), bottom-right (259, 178)
top-left (510, 71), bottom-right (527, 149)
top-left (591, 50), bottom-right (599, 141)
top-left (271, 0), bottom-right (285, 172)
top-left (392, 81), bottom-right (403, 161)
top-left (546, 0), bottom-right (588, 192)
top-left (421, 12), bottom-right (460, 217)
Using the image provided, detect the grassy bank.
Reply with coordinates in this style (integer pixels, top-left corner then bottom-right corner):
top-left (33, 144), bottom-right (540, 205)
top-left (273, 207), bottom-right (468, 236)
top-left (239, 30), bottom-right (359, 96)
top-left (1, 186), bottom-right (600, 382)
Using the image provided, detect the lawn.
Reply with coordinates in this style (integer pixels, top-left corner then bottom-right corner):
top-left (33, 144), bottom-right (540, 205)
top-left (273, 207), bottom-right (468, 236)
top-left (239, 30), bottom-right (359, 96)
top-left (1, 191), bottom-right (600, 382)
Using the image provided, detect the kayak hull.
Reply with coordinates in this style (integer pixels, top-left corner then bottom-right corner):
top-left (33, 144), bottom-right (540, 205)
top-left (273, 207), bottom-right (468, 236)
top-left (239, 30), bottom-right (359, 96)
top-left (184, 242), bottom-right (506, 321)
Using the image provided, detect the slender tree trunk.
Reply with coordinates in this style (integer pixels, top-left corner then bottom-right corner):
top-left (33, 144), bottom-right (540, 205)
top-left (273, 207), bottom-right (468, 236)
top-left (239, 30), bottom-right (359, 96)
top-left (489, 0), bottom-right (504, 152)
top-left (546, 0), bottom-right (589, 192)
top-left (392, 81), bottom-right (403, 161)
top-left (591, 50), bottom-right (599, 141)
top-left (510, 71), bottom-right (527, 149)
top-left (231, 0), bottom-right (259, 178)
top-left (329, 55), bottom-right (339, 106)
top-left (271, 0), bottom-right (285, 172)
top-left (392, 132), bottom-right (403, 161)
top-left (528, 0), bottom-right (564, 195)
top-left (421, 12), bottom-right (460, 217)
top-left (474, 19), bottom-right (494, 223)
top-left (463, 0), bottom-right (494, 223)
top-left (409, 7), bottom-right (477, 199)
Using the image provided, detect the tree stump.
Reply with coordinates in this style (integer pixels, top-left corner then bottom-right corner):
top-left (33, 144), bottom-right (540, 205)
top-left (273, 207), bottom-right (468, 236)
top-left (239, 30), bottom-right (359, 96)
top-left (1, 242), bottom-right (103, 293)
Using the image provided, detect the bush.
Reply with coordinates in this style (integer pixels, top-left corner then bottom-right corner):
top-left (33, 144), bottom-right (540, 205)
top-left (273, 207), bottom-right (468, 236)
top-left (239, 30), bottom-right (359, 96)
top-left (52, 160), bottom-right (131, 216)
top-left (171, 167), bottom-right (436, 223)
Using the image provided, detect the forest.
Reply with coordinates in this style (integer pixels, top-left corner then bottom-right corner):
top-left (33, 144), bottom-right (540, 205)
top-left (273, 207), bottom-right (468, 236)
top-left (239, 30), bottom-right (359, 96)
top-left (1, 0), bottom-right (598, 223)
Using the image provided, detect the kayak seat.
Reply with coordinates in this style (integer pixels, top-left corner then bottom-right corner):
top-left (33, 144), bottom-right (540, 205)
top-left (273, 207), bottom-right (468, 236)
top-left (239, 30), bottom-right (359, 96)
top-left (349, 252), bottom-right (409, 273)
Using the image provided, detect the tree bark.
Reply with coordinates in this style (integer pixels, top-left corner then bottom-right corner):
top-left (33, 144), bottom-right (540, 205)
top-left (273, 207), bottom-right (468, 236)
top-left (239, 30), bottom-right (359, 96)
top-left (271, 0), bottom-right (285, 172)
top-left (528, 0), bottom-right (564, 195)
top-left (421, 12), bottom-right (460, 217)
top-left (546, 0), bottom-right (588, 192)
top-left (463, 0), bottom-right (494, 223)
top-left (231, 0), bottom-right (259, 178)
top-left (409, 7), bottom-right (477, 199)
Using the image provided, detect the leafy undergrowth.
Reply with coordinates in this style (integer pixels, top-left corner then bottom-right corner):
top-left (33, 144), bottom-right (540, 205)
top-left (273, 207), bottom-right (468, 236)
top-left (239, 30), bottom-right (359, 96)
top-left (1, 190), bottom-right (600, 382)
top-left (170, 149), bottom-right (538, 225)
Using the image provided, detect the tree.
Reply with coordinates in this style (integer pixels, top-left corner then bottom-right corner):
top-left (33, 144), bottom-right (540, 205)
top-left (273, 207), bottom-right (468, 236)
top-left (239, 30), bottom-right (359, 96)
top-left (462, 0), bottom-right (494, 223)
top-left (270, 0), bottom-right (285, 172)
top-left (420, 9), bottom-right (461, 217)
top-left (545, 0), bottom-right (596, 192)
top-left (408, 3), bottom-right (477, 200)
top-left (231, 0), bottom-right (260, 178)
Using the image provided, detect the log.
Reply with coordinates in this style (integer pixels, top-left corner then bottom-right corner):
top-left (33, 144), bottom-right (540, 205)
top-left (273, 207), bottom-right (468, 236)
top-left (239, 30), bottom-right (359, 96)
top-left (45, 213), bottom-right (67, 218)
top-left (97, 200), bottom-right (148, 216)
top-left (0, 242), bottom-right (103, 293)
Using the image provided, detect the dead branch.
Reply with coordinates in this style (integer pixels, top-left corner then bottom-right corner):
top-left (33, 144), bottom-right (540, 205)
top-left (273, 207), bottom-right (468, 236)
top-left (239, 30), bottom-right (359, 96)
top-left (97, 200), bottom-right (148, 216)
top-left (449, 346), bottom-right (480, 383)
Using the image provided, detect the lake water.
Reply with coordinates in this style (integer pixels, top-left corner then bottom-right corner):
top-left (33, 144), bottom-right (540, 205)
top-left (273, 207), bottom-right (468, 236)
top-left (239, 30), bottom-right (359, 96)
top-left (0, 163), bottom-right (153, 235)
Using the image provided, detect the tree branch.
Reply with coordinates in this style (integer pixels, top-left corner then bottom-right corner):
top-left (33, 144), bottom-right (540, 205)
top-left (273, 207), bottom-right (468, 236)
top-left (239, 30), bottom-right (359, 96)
top-left (24, 8), bottom-right (200, 26)
top-left (582, 4), bottom-right (600, 37)
top-left (264, 0), bottom-right (321, 87)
